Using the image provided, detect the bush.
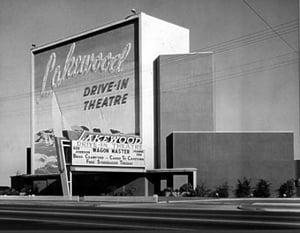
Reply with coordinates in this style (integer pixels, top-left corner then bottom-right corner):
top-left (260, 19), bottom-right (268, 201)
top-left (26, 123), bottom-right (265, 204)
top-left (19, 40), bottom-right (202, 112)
top-left (162, 187), bottom-right (174, 197)
top-left (112, 186), bottom-right (136, 196)
top-left (253, 179), bottom-right (271, 197)
top-left (121, 186), bottom-right (136, 196)
top-left (1, 188), bottom-right (19, 195)
top-left (0, 187), bottom-right (10, 195)
top-left (211, 182), bottom-right (229, 198)
top-left (235, 177), bottom-right (251, 197)
top-left (277, 179), bottom-right (295, 197)
top-left (194, 183), bottom-right (211, 197)
top-left (106, 185), bottom-right (117, 195)
top-left (179, 183), bottom-right (193, 193)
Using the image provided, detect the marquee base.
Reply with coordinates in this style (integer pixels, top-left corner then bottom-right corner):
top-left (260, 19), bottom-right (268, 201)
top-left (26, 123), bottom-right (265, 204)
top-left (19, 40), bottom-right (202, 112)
top-left (10, 168), bottom-right (197, 197)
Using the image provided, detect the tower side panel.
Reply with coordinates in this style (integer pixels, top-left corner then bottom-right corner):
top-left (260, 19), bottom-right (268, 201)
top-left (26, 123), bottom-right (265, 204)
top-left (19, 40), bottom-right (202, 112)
top-left (157, 53), bottom-right (214, 168)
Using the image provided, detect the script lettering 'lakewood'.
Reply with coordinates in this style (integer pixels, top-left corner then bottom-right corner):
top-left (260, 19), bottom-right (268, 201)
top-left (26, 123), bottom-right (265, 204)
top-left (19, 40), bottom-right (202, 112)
top-left (38, 42), bottom-right (131, 102)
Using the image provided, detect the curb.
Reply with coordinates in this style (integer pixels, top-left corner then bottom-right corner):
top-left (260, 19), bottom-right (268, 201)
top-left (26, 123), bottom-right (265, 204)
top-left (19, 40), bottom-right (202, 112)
top-left (238, 204), bottom-right (300, 213)
top-left (83, 195), bottom-right (158, 203)
top-left (0, 195), bottom-right (159, 203)
top-left (0, 195), bottom-right (79, 201)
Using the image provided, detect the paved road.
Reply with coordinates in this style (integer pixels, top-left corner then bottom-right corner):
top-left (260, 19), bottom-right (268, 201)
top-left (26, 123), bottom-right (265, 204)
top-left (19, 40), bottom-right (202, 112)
top-left (0, 201), bottom-right (299, 232)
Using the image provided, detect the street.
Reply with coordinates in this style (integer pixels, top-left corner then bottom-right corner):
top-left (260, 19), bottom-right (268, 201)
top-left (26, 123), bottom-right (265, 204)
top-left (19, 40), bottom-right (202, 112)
top-left (0, 199), bottom-right (300, 232)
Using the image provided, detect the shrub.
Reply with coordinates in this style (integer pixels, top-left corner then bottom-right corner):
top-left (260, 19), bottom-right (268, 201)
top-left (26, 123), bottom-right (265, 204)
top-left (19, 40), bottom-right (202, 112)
top-left (211, 182), bottom-right (229, 198)
top-left (253, 179), bottom-right (271, 197)
top-left (163, 187), bottom-right (174, 197)
top-left (123, 186), bottom-right (136, 196)
top-left (106, 185), bottom-right (117, 195)
top-left (0, 187), bottom-right (9, 195)
top-left (3, 188), bottom-right (19, 195)
top-left (235, 177), bottom-right (251, 197)
top-left (277, 179), bottom-right (295, 197)
top-left (194, 183), bottom-right (211, 197)
top-left (179, 183), bottom-right (193, 193)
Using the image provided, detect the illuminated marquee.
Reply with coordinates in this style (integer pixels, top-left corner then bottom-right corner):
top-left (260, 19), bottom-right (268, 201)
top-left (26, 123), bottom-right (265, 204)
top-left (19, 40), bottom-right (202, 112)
top-left (72, 132), bottom-right (145, 167)
top-left (32, 19), bottom-right (140, 174)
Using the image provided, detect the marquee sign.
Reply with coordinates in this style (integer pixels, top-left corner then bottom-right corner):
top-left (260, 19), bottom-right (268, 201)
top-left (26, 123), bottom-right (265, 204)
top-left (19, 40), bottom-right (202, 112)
top-left (71, 131), bottom-right (145, 167)
top-left (32, 19), bottom-right (140, 174)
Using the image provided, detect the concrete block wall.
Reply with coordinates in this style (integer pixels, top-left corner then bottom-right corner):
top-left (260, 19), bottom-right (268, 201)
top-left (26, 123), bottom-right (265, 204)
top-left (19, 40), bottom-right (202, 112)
top-left (155, 53), bottom-right (214, 168)
top-left (167, 132), bottom-right (295, 196)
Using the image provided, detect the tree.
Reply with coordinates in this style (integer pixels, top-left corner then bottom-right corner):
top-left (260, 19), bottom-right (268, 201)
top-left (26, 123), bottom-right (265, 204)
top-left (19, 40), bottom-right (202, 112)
top-left (213, 182), bottom-right (229, 198)
top-left (194, 183), bottom-right (211, 197)
top-left (278, 179), bottom-right (295, 197)
top-left (235, 177), bottom-right (251, 197)
top-left (253, 179), bottom-right (271, 197)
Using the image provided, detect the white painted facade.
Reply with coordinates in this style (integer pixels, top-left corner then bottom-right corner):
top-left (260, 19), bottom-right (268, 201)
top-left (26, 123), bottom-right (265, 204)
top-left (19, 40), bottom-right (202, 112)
top-left (139, 13), bottom-right (190, 169)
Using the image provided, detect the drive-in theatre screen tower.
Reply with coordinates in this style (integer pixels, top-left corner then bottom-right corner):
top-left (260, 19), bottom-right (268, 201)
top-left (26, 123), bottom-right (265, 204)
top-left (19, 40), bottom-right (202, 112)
top-left (19, 12), bottom-right (297, 197)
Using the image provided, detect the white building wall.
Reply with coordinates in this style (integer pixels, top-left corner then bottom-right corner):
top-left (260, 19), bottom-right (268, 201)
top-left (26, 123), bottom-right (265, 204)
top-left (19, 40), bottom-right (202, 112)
top-left (139, 13), bottom-right (190, 169)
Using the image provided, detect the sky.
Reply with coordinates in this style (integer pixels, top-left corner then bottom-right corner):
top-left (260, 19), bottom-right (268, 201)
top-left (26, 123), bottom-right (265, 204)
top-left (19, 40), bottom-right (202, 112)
top-left (0, 0), bottom-right (298, 186)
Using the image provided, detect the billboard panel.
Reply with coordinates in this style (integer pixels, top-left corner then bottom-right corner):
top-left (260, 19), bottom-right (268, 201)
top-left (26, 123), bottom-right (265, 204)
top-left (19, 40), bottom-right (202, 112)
top-left (32, 19), bottom-right (139, 174)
